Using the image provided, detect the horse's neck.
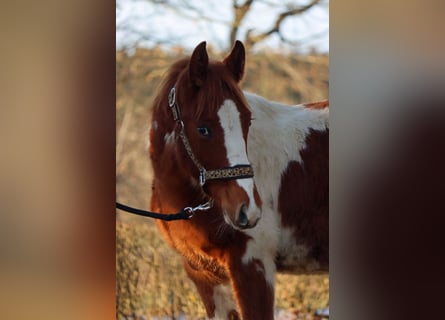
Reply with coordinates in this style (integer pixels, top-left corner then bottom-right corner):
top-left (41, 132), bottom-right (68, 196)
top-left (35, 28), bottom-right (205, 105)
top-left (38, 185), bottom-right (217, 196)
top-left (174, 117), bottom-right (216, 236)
top-left (244, 92), bottom-right (329, 211)
top-left (244, 91), bottom-right (329, 131)
top-left (244, 91), bottom-right (328, 161)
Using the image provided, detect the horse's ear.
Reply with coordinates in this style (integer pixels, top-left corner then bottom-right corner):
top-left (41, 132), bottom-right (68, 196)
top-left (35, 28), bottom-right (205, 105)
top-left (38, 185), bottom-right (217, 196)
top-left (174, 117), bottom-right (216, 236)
top-left (223, 40), bottom-right (245, 82)
top-left (189, 41), bottom-right (209, 88)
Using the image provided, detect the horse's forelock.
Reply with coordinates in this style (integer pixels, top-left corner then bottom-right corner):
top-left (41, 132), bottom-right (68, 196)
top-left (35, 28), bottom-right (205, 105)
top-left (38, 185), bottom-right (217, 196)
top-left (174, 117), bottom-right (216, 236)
top-left (191, 63), bottom-right (249, 120)
top-left (153, 57), bottom-right (250, 123)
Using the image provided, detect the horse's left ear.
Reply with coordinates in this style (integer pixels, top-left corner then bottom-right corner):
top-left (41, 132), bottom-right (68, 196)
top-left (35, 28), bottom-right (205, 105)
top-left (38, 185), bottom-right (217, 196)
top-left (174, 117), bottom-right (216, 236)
top-left (223, 40), bottom-right (245, 82)
top-left (189, 41), bottom-right (209, 88)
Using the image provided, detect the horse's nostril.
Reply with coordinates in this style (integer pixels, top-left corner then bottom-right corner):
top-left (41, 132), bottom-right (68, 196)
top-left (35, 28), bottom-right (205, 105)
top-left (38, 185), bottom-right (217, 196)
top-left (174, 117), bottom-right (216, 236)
top-left (237, 204), bottom-right (248, 228)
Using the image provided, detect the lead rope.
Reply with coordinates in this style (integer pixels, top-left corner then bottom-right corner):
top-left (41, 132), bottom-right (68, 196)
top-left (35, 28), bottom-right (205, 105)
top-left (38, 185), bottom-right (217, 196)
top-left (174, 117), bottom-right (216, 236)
top-left (116, 200), bottom-right (213, 221)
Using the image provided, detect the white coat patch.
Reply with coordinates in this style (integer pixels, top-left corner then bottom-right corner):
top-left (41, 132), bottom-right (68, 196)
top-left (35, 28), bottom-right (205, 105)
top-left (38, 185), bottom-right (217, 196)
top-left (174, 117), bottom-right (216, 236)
top-left (212, 283), bottom-right (237, 319)
top-left (217, 100), bottom-right (260, 223)
top-left (241, 92), bottom-right (328, 276)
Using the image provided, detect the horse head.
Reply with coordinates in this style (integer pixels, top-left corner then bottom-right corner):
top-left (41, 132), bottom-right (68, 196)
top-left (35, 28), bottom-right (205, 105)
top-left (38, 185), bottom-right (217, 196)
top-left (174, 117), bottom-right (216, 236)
top-left (150, 41), bottom-right (262, 229)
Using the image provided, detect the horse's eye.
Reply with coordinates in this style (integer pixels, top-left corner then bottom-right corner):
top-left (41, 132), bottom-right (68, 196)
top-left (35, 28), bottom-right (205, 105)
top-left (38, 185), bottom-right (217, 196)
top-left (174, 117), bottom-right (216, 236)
top-left (197, 126), bottom-right (211, 137)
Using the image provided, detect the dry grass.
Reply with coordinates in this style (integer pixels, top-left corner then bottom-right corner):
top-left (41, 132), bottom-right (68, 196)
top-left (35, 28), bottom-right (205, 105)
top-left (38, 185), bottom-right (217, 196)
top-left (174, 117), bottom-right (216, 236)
top-left (116, 46), bottom-right (329, 319)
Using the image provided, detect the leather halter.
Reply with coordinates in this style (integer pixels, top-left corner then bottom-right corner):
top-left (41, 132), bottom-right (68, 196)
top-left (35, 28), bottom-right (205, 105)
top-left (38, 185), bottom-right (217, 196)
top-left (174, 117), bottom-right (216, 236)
top-left (168, 87), bottom-right (254, 186)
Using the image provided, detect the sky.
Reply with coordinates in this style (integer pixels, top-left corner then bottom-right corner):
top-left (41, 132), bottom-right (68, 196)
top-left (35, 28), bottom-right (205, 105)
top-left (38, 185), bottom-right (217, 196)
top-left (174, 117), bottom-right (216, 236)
top-left (116, 0), bottom-right (329, 53)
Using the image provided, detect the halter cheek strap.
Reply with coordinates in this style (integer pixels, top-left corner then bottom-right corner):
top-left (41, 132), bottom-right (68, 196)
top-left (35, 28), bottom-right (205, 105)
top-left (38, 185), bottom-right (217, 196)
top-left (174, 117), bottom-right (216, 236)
top-left (168, 86), bottom-right (254, 186)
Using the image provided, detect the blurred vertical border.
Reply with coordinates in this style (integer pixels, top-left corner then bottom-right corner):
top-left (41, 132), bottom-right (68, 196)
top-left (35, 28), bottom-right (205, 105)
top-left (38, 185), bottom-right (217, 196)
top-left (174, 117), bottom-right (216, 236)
top-left (0, 0), bottom-right (116, 319)
top-left (2, 0), bottom-right (445, 319)
top-left (331, 1), bottom-right (445, 320)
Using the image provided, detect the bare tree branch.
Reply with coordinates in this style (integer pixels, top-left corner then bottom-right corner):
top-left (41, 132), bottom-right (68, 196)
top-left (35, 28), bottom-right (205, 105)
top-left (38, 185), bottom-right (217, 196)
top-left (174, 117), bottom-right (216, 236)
top-left (244, 0), bottom-right (322, 49)
top-left (230, 0), bottom-right (255, 46)
top-left (118, 0), bottom-right (328, 53)
top-left (145, 0), bottom-right (228, 24)
top-left (274, 27), bottom-right (329, 51)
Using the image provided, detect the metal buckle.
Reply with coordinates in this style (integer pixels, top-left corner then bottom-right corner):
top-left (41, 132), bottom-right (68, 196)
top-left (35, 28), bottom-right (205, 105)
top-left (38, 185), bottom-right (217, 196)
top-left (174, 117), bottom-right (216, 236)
top-left (168, 87), bottom-right (176, 107)
top-left (183, 207), bottom-right (194, 219)
top-left (199, 168), bottom-right (206, 186)
top-left (183, 200), bottom-right (213, 219)
top-left (195, 200), bottom-right (213, 211)
top-left (168, 87), bottom-right (181, 120)
top-left (177, 120), bottom-right (184, 130)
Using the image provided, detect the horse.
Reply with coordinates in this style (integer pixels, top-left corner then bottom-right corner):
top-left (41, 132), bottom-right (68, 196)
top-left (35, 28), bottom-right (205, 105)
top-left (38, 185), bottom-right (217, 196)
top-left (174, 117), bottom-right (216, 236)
top-left (148, 41), bottom-right (329, 320)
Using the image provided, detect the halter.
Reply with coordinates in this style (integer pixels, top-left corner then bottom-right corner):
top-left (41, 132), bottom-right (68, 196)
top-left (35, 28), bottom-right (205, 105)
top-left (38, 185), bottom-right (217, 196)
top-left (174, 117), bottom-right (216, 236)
top-left (168, 86), bottom-right (254, 186)
top-left (116, 87), bottom-right (254, 220)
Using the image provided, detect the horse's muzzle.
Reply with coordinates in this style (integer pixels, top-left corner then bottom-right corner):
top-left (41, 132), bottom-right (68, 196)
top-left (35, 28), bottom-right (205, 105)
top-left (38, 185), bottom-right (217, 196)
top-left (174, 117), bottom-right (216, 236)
top-left (235, 204), bottom-right (260, 229)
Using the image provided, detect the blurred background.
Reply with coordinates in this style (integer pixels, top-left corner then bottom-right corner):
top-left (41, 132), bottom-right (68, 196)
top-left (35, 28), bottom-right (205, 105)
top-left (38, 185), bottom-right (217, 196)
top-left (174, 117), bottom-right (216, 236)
top-left (4, 0), bottom-right (442, 319)
top-left (116, 0), bottom-right (329, 319)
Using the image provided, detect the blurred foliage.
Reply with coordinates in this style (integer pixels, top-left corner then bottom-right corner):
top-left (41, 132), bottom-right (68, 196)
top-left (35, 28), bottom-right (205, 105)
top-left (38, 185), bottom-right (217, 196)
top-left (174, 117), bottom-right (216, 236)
top-left (116, 220), bottom-right (207, 319)
top-left (116, 45), bottom-right (329, 319)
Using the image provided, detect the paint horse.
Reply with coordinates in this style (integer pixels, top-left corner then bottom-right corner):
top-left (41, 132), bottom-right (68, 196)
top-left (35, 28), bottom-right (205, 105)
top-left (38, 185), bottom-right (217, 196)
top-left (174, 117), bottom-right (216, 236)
top-left (148, 41), bottom-right (328, 320)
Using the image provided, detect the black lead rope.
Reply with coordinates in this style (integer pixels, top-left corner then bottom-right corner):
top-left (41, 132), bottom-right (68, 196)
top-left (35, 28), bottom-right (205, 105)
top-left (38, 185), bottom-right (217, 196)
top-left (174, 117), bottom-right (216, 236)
top-left (116, 200), bottom-right (213, 221)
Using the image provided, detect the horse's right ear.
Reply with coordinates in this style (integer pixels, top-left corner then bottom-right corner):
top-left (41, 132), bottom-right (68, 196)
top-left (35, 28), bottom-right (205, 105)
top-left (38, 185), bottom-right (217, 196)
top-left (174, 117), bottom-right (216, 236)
top-left (189, 41), bottom-right (209, 88)
top-left (223, 40), bottom-right (245, 82)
